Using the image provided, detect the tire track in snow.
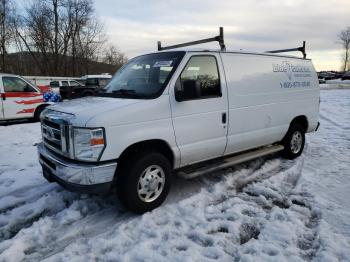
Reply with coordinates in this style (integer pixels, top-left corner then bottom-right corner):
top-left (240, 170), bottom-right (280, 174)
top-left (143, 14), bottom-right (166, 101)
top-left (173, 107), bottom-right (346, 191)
top-left (239, 154), bottom-right (323, 261)
top-left (32, 207), bottom-right (132, 261)
top-left (319, 113), bottom-right (349, 130)
top-left (0, 193), bottom-right (130, 261)
top-left (0, 183), bottom-right (58, 213)
top-left (0, 187), bottom-right (81, 241)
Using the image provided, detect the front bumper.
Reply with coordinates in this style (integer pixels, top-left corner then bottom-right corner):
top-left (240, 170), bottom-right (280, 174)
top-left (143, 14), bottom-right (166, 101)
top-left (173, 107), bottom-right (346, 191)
top-left (37, 142), bottom-right (117, 194)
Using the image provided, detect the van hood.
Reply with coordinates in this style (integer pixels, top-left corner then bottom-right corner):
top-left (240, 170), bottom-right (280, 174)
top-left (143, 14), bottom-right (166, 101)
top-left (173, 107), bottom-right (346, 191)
top-left (47, 96), bottom-right (142, 126)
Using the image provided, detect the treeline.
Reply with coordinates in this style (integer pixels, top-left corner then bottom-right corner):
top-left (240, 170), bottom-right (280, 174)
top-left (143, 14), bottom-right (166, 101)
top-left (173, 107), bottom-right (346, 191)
top-left (0, 0), bottom-right (127, 76)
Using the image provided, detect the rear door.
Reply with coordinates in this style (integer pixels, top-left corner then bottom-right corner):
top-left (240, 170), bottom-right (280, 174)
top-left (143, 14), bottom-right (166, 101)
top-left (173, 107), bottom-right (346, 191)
top-left (170, 53), bottom-right (228, 166)
top-left (2, 76), bottom-right (42, 119)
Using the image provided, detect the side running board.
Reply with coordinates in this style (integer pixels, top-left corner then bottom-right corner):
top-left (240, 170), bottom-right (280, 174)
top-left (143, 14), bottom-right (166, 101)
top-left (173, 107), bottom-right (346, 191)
top-left (177, 145), bottom-right (284, 179)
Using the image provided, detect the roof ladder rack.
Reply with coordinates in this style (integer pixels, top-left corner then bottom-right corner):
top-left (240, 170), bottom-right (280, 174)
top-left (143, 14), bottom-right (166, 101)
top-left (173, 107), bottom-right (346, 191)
top-left (266, 41), bottom-right (307, 59)
top-left (157, 27), bottom-right (226, 52)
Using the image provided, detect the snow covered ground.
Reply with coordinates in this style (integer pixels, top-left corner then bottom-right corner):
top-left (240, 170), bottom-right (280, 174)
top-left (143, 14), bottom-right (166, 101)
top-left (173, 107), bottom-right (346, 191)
top-left (0, 89), bottom-right (349, 261)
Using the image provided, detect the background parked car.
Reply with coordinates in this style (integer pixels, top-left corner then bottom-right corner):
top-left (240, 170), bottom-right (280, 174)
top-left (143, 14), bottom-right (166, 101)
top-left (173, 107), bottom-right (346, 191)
top-left (0, 73), bottom-right (50, 121)
top-left (341, 71), bottom-right (350, 80)
top-left (50, 80), bottom-right (82, 99)
top-left (50, 78), bottom-right (105, 99)
top-left (81, 74), bottom-right (112, 89)
top-left (334, 72), bottom-right (344, 79)
top-left (51, 75), bottom-right (112, 99)
top-left (318, 78), bottom-right (326, 84)
top-left (318, 72), bottom-right (337, 81)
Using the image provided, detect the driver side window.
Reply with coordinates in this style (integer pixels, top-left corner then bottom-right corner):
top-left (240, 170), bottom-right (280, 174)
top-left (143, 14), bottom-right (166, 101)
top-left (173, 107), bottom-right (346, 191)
top-left (177, 56), bottom-right (221, 101)
top-left (3, 77), bottom-right (36, 92)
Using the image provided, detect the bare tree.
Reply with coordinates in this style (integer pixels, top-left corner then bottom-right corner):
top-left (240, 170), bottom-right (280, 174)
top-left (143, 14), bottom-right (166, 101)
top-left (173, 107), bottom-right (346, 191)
top-left (0, 0), bottom-right (15, 72)
top-left (77, 17), bottom-right (105, 74)
top-left (338, 27), bottom-right (350, 72)
top-left (103, 44), bottom-right (128, 69)
top-left (1, 0), bottom-right (125, 76)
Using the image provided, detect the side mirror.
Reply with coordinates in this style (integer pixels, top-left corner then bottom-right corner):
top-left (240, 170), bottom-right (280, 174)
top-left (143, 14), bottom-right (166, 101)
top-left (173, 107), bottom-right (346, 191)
top-left (175, 78), bottom-right (201, 102)
top-left (174, 78), bottom-right (184, 101)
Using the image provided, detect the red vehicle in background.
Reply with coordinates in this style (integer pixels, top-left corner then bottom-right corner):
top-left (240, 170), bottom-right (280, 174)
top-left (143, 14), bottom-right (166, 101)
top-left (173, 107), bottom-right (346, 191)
top-left (0, 73), bottom-right (51, 121)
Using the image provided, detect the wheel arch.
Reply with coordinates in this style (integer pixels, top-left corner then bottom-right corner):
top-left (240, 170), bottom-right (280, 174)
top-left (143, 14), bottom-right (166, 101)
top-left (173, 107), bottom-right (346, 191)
top-left (34, 103), bottom-right (50, 120)
top-left (82, 89), bottom-right (95, 96)
top-left (117, 139), bottom-right (175, 169)
top-left (290, 115), bottom-right (308, 132)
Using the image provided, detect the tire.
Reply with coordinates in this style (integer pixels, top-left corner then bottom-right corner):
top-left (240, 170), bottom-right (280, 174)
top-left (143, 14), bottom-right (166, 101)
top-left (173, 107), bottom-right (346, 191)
top-left (281, 123), bottom-right (305, 160)
top-left (81, 91), bottom-right (94, 97)
top-left (117, 151), bottom-right (172, 213)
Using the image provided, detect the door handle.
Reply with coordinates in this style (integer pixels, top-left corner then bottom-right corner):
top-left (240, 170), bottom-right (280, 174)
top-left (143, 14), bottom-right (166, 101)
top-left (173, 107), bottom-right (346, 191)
top-left (222, 112), bottom-right (227, 124)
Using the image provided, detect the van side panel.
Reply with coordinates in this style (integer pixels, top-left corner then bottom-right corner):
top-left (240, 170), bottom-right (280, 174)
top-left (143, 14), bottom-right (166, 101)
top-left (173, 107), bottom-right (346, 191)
top-left (220, 53), bottom-right (319, 155)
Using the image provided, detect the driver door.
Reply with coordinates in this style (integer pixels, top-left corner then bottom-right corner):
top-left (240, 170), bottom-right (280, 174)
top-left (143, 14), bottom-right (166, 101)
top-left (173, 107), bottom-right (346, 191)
top-left (170, 54), bottom-right (229, 166)
top-left (2, 76), bottom-right (42, 119)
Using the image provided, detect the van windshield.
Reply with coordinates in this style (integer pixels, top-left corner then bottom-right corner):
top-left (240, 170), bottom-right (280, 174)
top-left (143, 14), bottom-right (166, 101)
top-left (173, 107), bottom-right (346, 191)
top-left (99, 51), bottom-right (185, 99)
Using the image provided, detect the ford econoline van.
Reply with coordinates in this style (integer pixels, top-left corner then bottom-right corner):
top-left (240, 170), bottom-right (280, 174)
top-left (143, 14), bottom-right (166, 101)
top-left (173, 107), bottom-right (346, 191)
top-left (38, 28), bottom-right (319, 213)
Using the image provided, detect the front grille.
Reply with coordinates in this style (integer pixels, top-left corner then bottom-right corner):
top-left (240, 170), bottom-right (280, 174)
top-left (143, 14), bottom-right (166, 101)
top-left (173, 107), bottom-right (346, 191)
top-left (42, 120), bottom-right (62, 152)
top-left (43, 137), bottom-right (62, 151)
top-left (42, 118), bottom-right (60, 130)
top-left (41, 110), bottom-right (73, 158)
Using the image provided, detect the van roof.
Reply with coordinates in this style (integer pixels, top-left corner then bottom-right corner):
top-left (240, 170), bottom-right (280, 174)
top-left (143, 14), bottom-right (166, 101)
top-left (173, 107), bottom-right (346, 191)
top-left (157, 48), bottom-right (311, 60)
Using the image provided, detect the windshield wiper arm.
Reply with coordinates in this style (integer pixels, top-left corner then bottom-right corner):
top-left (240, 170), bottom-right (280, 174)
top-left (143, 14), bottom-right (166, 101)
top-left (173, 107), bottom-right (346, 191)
top-left (111, 89), bottom-right (145, 98)
top-left (97, 89), bottom-right (149, 99)
top-left (112, 89), bottom-right (136, 95)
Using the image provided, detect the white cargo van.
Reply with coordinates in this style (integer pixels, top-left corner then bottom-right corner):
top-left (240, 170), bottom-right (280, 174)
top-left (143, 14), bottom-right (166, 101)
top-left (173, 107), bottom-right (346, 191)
top-left (38, 28), bottom-right (319, 213)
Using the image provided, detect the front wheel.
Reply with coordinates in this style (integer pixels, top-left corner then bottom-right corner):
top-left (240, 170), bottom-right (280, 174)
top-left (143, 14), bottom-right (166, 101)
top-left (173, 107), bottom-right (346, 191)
top-left (281, 124), bottom-right (305, 159)
top-left (117, 152), bottom-right (171, 213)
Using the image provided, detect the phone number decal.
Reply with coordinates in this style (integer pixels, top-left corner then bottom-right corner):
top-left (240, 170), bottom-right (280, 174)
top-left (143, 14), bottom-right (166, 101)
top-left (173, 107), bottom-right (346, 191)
top-left (280, 81), bottom-right (310, 88)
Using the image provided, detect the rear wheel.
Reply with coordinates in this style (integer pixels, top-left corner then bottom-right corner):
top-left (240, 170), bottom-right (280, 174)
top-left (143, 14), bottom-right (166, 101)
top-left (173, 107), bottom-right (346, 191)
top-left (117, 152), bottom-right (171, 213)
top-left (81, 90), bottom-right (95, 97)
top-left (281, 123), bottom-right (305, 159)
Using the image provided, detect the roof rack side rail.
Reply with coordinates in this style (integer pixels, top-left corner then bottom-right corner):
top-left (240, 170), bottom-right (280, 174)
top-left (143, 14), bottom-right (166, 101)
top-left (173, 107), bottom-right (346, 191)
top-left (266, 41), bottom-right (306, 59)
top-left (157, 27), bottom-right (226, 52)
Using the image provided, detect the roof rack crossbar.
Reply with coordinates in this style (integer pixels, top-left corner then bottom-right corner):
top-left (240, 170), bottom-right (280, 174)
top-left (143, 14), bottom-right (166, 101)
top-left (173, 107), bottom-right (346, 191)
top-left (266, 41), bottom-right (306, 59)
top-left (157, 27), bottom-right (226, 52)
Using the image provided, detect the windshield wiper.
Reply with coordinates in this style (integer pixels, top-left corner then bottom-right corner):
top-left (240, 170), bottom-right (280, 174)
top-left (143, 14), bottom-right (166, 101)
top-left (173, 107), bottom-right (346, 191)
top-left (112, 89), bottom-right (136, 95)
top-left (96, 89), bottom-right (149, 99)
top-left (111, 89), bottom-right (141, 98)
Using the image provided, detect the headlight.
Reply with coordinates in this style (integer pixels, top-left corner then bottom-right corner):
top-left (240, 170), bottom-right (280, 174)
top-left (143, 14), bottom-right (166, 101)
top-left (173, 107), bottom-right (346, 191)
top-left (73, 127), bottom-right (106, 161)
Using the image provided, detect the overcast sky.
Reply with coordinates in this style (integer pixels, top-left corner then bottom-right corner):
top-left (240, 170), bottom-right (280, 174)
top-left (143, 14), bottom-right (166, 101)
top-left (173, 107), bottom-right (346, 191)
top-left (92, 0), bottom-right (349, 71)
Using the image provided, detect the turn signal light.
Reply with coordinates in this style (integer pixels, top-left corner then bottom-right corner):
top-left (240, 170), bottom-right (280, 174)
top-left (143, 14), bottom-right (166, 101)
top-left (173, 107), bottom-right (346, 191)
top-left (90, 138), bottom-right (105, 146)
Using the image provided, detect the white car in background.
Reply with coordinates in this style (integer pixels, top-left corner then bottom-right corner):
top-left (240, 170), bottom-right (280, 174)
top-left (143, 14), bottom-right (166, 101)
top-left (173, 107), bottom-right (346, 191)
top-left (0, 73), bottom-right (50, 121)
top-left (81, 74), bottom-right (112, 89)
